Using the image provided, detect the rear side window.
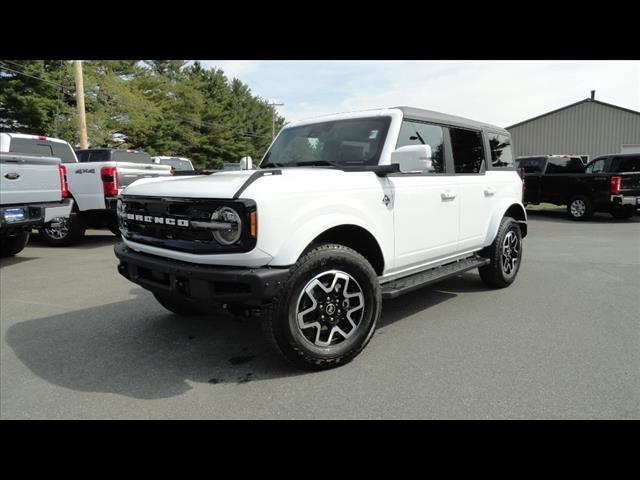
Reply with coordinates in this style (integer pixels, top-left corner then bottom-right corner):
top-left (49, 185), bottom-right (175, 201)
top-left (450, 128), bottom-right (485, 174)
top-left (112, 151), bottom-right (153, 164)
top-left (585, 158), bottom-right (606, 173)
top-left (9, 138), bottom-right (54, 157)
top-left (51, 142), bottom-right (77, 163)
top-left (546, 157), bottom-right (584, 174)
top-left (515, 157), bottom-right (545, 173)
top-left (488, 133), bottom-right (514, 168)
top-left (396, 120), bottom-right (445, 173)
top-left (609, 155), bottom-right (640, 172)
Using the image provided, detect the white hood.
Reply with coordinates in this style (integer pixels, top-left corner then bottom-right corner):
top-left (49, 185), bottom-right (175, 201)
top-left (122, 170), bottom-right (256, 199)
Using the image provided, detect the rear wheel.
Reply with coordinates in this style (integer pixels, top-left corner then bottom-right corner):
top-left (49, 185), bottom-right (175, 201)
top-left (153, 293), bottom-right (205, 316)
top-left (39, 213), bottom-right (86, 246)
top-left (262, 243), bottom-right (381, 370)
top-left (610, 205), bottom-right (635, 220)
top-left (479, 217), bottom-right (523, 289)
top-left (0, 232), bottom-right (30, 257)
top-left (567, 195), bottom-right (594, 221)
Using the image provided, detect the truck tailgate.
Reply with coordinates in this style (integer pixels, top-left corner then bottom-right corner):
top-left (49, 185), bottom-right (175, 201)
top-left (0, 154), bottom-right (62, 205)
top-left (620, 172), bottom-right (640, 194)
top-left (116, 162), bottom-right (172, 189)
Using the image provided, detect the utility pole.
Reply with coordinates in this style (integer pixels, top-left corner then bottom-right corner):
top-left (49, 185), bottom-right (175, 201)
top-left (73, 60), bottom-right (88, 149)
top-left (268, 100), bottom-right (284, 140)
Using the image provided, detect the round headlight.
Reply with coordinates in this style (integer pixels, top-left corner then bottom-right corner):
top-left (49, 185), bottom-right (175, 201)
top-left (211, 207), bottom-right (242, 245)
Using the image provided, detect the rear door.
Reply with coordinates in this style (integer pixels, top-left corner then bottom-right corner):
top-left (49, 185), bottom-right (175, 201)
top-left (539, 156), bottom-right (584, 204)
top-left (452, 127), bottom-right (494, 251)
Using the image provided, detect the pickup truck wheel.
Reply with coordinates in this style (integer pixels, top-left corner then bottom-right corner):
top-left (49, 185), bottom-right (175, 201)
top-left (610, 205), bottom-right (635, 220)
top-left (0, 232), bottom-right (30, 257)
top-left (39, 214), bottom-right (86, 246)
top-left (263, 243), bottom-right (381, 370)
top-left (567, 195), bottom-right (594, 221)
top-left (153, 293), bottom-right (204, 316)
top-left (479, 217), bottom-right (522, 289)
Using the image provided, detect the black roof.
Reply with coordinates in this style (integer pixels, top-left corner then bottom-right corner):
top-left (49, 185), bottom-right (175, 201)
top-left (396, 106), bottom-right (508, 134)
top-left (507, 98), bottom-right (640, 130)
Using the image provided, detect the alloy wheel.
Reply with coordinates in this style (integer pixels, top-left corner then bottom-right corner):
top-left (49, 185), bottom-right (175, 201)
top-left (295, 270), bottom-right (365, 347)
top-left (501, 230), bottom-right (519, 276)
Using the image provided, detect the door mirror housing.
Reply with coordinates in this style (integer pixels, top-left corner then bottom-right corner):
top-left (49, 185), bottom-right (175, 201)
top-left (239, 156), bottom-right (253, 170)
top-left (391, 145), bottom-right (434, 173)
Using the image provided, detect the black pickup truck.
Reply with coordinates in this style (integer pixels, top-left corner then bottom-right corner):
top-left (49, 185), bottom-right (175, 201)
top-left (516, 154), bottom-right (640, 220)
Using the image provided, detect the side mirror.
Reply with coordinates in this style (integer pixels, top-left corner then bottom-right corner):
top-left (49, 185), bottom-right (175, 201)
top-left (391, 145), bottom-right (433, 173)
top-left (239, 156), bottom-right (253, 170)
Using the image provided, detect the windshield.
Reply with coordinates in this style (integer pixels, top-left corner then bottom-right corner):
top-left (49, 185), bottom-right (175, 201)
top-left (261, 117), bottom-right (391, 168)
top-left (158, 158), bottom-right (193, 171)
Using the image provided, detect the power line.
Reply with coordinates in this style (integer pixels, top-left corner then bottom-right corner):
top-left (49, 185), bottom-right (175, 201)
top-left (0, 61), bottom-right (274, 140)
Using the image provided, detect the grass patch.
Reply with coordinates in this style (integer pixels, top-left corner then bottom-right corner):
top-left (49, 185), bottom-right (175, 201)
top-left (526, 203), bottom-right (565, 211)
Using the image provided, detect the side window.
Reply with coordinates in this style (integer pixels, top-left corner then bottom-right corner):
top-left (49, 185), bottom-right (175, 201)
top-left (515, 157), bottom-right (545, 173)
top-left (450, 127), bottom-right (485, 174)
top-left (488, 133), bottom-right (514, 168)
top-left (51, 142), bottom-right (77, 164)
top-left (396, 120), bottom-right (445, 173)
top-left (585, 158), bottom-right (605, 174)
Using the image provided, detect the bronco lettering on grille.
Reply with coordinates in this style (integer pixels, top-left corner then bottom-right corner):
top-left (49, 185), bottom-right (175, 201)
top-left (125, 213), bottom-right (189, 227)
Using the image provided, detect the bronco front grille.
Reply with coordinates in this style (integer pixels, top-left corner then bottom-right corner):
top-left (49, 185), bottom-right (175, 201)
top-left (119, 196), bottom-right (257, 254)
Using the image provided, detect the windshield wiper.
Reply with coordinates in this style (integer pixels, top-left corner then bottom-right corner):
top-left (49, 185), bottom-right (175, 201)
top-left (292, 160), bottom-right (340, 168)
top-left (260, 161), bottom-right (281, 169)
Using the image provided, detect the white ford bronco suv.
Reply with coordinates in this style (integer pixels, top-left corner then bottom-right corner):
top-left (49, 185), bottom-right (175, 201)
top-left (114, 107), bottom-right (527, 370)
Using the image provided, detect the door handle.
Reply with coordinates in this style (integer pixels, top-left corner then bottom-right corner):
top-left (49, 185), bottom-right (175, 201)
top-left (441, 190), bottom-right (456, 201)
top-left (484, 187), bottom-right (496, 196)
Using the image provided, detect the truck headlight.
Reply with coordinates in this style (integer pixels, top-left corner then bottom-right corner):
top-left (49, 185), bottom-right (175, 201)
top-left (211, 206), bottom-right (242, 245)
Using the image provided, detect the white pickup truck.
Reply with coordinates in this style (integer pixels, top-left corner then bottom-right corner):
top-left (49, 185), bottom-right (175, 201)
top-left (1, 134), bottom-right (172, 246)
top-left (114, 106), bottom-right (527, 370)
top-left (0, 146), bottom-right (73, 257)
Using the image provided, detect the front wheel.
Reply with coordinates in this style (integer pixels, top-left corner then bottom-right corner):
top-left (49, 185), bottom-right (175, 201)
top-left (39, 214), bottom-right (86, 246)
top-left (262, 243), bottom-right (381, 370)
top-left (479, 216), bottom-right (523, 289)
top-left (0, 232), bottom-right (30, 257)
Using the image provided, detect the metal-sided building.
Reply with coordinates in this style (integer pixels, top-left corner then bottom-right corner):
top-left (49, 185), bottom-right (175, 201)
top-left (507, 92), bottom-right (640, 163)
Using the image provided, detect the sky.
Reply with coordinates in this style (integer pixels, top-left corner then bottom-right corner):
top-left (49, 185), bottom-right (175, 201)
top-left (199, 60), bottom-right (640, 128)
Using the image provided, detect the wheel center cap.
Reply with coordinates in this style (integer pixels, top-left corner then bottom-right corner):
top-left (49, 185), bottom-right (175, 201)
top-left (325, 304), bottom-right (336, 315)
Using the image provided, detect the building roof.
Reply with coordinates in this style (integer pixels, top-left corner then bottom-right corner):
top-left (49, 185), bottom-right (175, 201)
top-left (507, 98), bottom-right (640, 130)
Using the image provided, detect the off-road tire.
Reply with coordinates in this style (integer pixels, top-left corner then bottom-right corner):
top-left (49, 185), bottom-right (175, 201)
top-left (262, 243), bottom-right (381, 371)
top-left (479, 216), bottom-right (522, 289)
top-left (39, 213), bottom-right (86, 246)
top-left (153, 293), bottom-right (204, 316)
top-left (610, 205), bottom-right (635, 220)
top-left (567, 195), bottom-right (594, 221)
top-left (0, 232), bottom-right (30, 257)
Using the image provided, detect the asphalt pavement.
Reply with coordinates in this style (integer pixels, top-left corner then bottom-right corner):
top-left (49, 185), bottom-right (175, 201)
top-left (1, 210), bottom-right (639, 419)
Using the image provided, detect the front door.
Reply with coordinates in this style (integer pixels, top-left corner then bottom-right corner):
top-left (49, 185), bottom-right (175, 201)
top-left (388, 120), bottom-right (459, 271)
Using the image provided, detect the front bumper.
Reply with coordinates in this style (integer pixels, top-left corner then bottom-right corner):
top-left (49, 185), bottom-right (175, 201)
top-left (0, 199), bottom-right (73, 233)
top-left (114, 242), bottom-right (289, 306)
top-left (610, 195), bottom-right (640, 209)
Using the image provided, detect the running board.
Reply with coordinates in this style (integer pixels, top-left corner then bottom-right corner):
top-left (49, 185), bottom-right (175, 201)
top-left (381, 256), bottom-right (490, 300)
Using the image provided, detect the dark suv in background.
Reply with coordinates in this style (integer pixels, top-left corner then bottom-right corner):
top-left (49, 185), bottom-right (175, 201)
top-left (517, 154), bottom-right (640, 220)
